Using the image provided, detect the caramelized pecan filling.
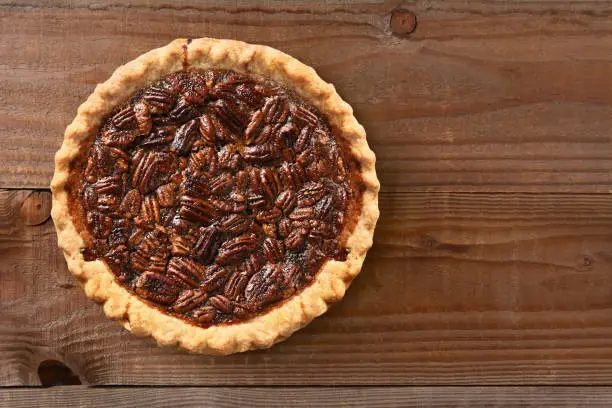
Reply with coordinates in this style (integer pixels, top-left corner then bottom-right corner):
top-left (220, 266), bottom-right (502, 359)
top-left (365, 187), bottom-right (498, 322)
top-left (71, 70), bottom-right (360, 327)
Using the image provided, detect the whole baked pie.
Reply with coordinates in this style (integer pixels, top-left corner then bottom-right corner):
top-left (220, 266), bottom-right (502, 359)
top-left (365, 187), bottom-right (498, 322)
top-left (51, 38), bottom-right (379, 354)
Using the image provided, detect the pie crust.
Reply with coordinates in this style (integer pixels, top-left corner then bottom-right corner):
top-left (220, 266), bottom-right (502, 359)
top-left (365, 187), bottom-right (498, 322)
top-left (51, 38), bottom-right (379, 355)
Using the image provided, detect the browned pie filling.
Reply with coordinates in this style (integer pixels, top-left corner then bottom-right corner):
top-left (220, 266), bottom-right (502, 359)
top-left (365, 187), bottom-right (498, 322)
top-left (68, 69), bottom-right (363, 327)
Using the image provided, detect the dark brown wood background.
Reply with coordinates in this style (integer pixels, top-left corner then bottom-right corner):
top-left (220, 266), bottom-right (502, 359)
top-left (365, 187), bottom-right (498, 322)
top-left (2, 0), bottom-right (612, 392)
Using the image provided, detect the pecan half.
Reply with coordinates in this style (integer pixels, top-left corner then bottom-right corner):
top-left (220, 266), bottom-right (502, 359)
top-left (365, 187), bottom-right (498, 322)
top-left (134, 272), bottom-right (181, 305)
top-left (277, 218), bottom-right (292, 238)
top-left (248, 168), bottom-right (262, 193)
top-left (290, 103), bottom-right (319, 128)
top-left (210, 115), bottom-right (231, 144)
top-left (234, 84), bottom-right (265, 107)
top-left (192, 225), bottom-right (219, 264)
top-left (296, 148), bottom-right (315, 167)
top-left (259, 168), bottom-right (281, 201)
top-left (235, 170), bottom-right (249, 192)
top-left (171, 120), bottom-right (200, 156)
top-left (141, 126), bottom-right (176, 147)
top-left (224, 273), bottom-right (248, 300)
top-left (134, 226), bottom-right (168, 257)
top-left (119, 189), bottom-right (142, 218)
top-left (212, 73), bottom-right (248, 95)
top-left (262, 96), bottom-right (289, 124)
top-left (189, 146), bottom-right (218, 176)
top-left (128, 228), bottom-right (146, 249)
top-left (101, 128), bottom-right (138, 148)
top-left (289, 207), bottom-right (314, 221)
top-left (209, 173), bottom-right (233, 195)
top-left (211, 99), bottom-right (248, 135)
top-left (244, 253), bottom-right (264, 276)
top-left (148, 254), bottom-right (168, 273)
top-left (209, 294), bottom-right (234, 314)
top-left (315, 195), bottom-right (334, 219)
top-left (141, 194), bottom-right (161, 224)
top-left (170, 96), bottom-right (199, 122)
top-left (143, 85), bottom-right (176, 114)
top-left (262, 238), bottom-right (284, 263)
top-left (247, 194), bottom-right (266, 211)
top-left (131, 251), bottom-right (149, 272)
top-left (217, 149), bottom-right (242, 171)
top-left (294, 126), bottom-right (311, 152)
top-left (245, 265), bottom-right (284, 305)
top-left (255, 207), bottom-right (282, 224)
top-left (253, 125), bottom-right (274, 145)
top-left (112, 105), bottom-right (136, 129)
top-left (179, 196), bottom-right (218, 223)
top-left (220, 214), bottom-right (251, 235)
top-left (201, 265), bottom-right (231, 291)
top-left (244, 110), bottom-right (264, 145)
top-left (184, 84), bottom-right (209, 105)
top-left (93, 175), bottom-right (121, 194)
top-left (198, 114), bottom-right (216, 145)
top-left (275, 190), bottom-right (297, 214)
top-left (210, 199), bottom-right (247, 214)
top-left (216, 233), bottom-right (257, 265)
top-left (106, 244), bottom-right (129, 265)
top-left (285, 228), bottom-right (307, 251)
top-left (133, 152), bottom-right (174, 194)
top-left (155, 183), bottom-right (176, 207)
top-left (298, 182), bottom-right (326, 207)
top-left (308, 223), bottom-right (334, 240)
top-left (96, 194), bottom-right (119, 214)
top-left (277, 123), bottom-right (297, 146)
top-left (183, 176), bottom-right (209, 198)
top-left (279, 162), bottom-right (305, 190)
top-left (173, 289), bottom-right (207, 313)
top-left (262, 223), bottom-right (277, 238)
top-left (87, 212), bottom-right (112, 239)
top-left (167, 257), bottom-right (206, 287)
top-left (171, 233), bottom-right (195, 256)
top-left (282, 264), bottom-right (301, 288)
top-left (192, 305), bottom-right (217, 324)
top-left (134, 102), bottom-right (152, 135)
top-left (242, 143), bottom-right (278, 164)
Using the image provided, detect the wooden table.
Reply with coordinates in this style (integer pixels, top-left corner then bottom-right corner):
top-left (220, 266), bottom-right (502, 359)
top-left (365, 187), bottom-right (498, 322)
top-left (2, 0), bottom-right (612, 404)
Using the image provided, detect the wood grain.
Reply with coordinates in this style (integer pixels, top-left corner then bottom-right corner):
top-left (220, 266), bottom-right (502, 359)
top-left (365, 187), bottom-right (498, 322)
top-left (2, 1), bottom-right (612, 191)
top-left (2, 188), bottom-right (612, 385)
top-left (2, 386), bottom-right (612, 407)
top-left (2, 0), bottom-right (612, 388)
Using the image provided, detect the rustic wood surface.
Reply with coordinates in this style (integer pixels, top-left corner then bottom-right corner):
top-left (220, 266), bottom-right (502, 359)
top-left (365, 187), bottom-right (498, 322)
top-left (3, 386), bottom-right (612, 407)
top-left (1, 0), bottom-right (612, 388)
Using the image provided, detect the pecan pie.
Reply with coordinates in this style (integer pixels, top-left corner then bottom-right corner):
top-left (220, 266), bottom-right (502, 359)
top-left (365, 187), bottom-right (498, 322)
top-left (51, 38), bottom-right (379, 354)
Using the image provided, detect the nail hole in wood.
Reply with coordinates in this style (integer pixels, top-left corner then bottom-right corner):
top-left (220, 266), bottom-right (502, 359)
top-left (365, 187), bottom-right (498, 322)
top-left (38, 359), bottom-right (82, 386)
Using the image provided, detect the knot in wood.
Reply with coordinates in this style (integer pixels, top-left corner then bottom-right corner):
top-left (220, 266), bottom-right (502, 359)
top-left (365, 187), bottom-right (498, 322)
top-left (390, 9), bottom-right (417, 36)
top-left (20, 191), bottom-right (52, 226)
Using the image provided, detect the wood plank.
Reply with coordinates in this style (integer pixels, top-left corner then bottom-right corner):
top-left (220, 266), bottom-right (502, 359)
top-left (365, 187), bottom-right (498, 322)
top-left (2, 188), bottom-right (612, 385)
top-left (3, 386), bottom-right (612, 408)
top-left (2, 1), bottom-right (612, 191)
